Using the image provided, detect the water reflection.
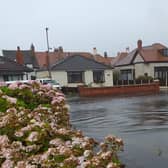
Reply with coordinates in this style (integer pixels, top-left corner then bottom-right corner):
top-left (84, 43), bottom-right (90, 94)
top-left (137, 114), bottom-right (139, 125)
top-left (68, 91), bottom-right (168, 168)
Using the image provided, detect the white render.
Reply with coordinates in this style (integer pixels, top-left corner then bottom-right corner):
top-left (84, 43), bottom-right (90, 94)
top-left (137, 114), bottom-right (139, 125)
top-left (133, 53), bottom-right (144, 63)
top-left (135, 62), bottom-right (168, 78)
top-left (104, 69), bottom-right (113, 86)
top-left (37, 69), bottom-right (114, 87)
top-left (51, 71), bottom-right (67, 86)
top-left (115, 62), bottom-right (168, 79)
top-left (36, 71), bottom-right (50, 79)
top-left (84, 70), bottom-right (93, 85)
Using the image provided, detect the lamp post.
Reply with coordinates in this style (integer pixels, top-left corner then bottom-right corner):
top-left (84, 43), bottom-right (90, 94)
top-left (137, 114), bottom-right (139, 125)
top-left (45, 27), bottom-right (52, 78)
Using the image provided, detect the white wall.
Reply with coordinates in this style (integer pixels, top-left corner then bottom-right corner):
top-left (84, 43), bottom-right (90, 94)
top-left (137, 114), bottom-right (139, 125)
top-left (115, 62), bottom-right (168, 79)
top-left (115, 65), bottom-right (134, 71)
top-left (51, 69), bottom-right (113, 87)
top-left (133, 53), bottom-right (144, 63)
top-left (51, 71), bottom-right (67, 86)
top-left (104, 69), bottom-right (113, 86)
top-left (84, 70), bottom-right (93, 85)
top-left (36, 71), bottom-right (50, 79)
top-left (135, 62), bottom-right (168, 78)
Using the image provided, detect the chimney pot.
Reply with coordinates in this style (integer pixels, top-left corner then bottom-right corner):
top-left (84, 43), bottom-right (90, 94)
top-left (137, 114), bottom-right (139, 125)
top-left (93, 47), bottom-right (97, 55)
top-left (104, 51), bottom-right (108, 58)
top-left (16, 46), bottom-right (24, 65)
top-left (126, 47), bottom-right (130, 53)
top-left (137, 39), bottom-right (142, 50)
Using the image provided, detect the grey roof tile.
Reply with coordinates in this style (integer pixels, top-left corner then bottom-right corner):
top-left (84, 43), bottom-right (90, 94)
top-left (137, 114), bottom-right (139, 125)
top-left (51, 55), bottom-right (112, 71)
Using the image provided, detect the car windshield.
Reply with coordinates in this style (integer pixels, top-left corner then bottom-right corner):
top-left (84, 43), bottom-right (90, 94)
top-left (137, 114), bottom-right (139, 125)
top-left (43, 80), bottom-right (58, 85)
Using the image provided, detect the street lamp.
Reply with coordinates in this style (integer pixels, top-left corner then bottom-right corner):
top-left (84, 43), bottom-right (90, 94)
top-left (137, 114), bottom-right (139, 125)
top-left (45, 27), bottom-right (52, 78)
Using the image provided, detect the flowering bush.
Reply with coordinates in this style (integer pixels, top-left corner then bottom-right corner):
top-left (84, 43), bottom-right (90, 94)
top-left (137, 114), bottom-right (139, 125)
top-left (0, 81), bottom-right (124, 168)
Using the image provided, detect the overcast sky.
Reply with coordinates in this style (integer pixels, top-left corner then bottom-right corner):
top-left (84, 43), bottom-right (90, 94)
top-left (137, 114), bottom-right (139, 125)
top-left (0, 0), bottom-right (168, 56)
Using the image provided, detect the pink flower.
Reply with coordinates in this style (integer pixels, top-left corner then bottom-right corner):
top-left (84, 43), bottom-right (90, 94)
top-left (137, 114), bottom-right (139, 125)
top-left (7, 97), bottom-right (17, 104)
top-left (41, 84), bottom-right (52, 90)
top-left (1, 159), bottom-right (14, 168)
top-left (19, 84), bottom-right (30, 89)
top-left (0, 82), bottom-right (6, 87)
top-left (8, 83), bottom-right (19, 90)
top-left (0, 135), bottom-right (9, 147)
top-left (27, 131), bottom-right (39, 142)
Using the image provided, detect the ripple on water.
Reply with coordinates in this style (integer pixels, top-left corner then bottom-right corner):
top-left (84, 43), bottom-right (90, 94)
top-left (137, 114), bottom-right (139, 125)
top-left (69, 91), bottom-right (168, 168)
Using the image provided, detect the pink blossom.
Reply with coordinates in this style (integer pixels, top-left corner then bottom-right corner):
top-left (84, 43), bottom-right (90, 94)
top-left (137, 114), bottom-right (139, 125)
top-left (2, 148), bottom-right (13, 159)
top-left (40, 84), bottom-right (52, 90)
top-left (7, 97), bottom-right (17, 104)
top-left (0, 135), bottom-right (9, 147)
top-left (8, 83), bottom-right (19, 90)
top-left (6, 107), bottom-right (17, 114)
top-left (0, 82), bottom-right (6, 87)
top-left (27, 131), bottom-right (39, 142)
top-left (19, 84), bottom-right (30, 89)
top-left (1, 159), bottom-right (14, 168)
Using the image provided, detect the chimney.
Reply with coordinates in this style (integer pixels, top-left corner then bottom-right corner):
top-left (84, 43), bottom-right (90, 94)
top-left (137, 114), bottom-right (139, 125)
top-left (58, 46), bottom-right (63, 53)
top-left (126, 47), bottom-right (130, 53)
top-left (104, 51), bottom-right (108, 58)
top-left (54, 48), bottom-right (58, 52)
top-left (16, 46), bottom-right (24, 65)
top-left (137, 39), bottom-right (142, 50)
top-left (30, 43), bottom-right (35, 56)
top-left (93, 47), bottom-right (97, 55)
top-left (117, 52), bottom-right (120, 57)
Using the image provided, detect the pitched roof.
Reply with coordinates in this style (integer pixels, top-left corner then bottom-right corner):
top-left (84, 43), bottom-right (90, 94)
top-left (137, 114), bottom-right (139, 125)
top-left (114, 43), bottom-right (168, 67)
top-left (35, 51), bottom-right (113, 68)
top-left (112, 52), bottom-right (128, 66)
top-left (0, 56), bottom-right (32, 75)
top-left (2, 50), bottom-right (39, 68)
top-left (51, 55), bottom-right (112, 71)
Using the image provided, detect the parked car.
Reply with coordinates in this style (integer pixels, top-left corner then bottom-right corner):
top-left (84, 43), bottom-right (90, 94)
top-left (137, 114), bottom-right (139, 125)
top-left (5, 80), bottom-right (29, 85)
top-left (37, 78), bottom-right (61, 90)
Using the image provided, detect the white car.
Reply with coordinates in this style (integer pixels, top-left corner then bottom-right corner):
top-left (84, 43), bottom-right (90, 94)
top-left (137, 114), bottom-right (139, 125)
top-left (37, 78), bottom-right (61, 90)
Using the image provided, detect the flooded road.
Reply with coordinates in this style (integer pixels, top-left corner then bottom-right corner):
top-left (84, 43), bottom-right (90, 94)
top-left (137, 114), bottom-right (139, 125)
top-left (68, 91), bottom-right (168, 168)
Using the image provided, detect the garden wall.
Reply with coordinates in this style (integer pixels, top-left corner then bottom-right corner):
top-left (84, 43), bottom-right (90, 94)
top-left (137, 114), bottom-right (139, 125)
top-left (78, 82), bottom-right (160, 97)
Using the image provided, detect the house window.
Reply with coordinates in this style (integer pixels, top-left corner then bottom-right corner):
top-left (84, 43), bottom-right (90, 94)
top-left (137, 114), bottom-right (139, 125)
top-left (67, 71), bottom-right (84, 83)
top-left (160, 49), bottom-right (168, 56)
top-left (3, 75), bottom-right (23, 81)
top-left (120, 69), bottom-right (133, 80)
top-left (93, 70), bottom-right (105, 83)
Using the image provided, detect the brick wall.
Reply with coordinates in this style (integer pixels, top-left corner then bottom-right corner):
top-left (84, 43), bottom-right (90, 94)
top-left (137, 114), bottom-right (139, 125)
top-left (78, 82), bottom-right (160, 97)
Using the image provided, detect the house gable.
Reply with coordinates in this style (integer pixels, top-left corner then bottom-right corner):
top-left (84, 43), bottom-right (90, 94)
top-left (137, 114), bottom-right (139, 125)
top-left (51, 55), bottom-right (112, 71)
top-left (2, 49), bottom-right (39, 69)
top-left (132, 53), bottom-right (144, 64)
top-left (0, 56), bottom-right (32, 74)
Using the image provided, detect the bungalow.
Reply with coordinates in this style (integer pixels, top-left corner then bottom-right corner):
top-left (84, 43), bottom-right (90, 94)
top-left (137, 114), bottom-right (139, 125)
top-left (113, 40), bottom-right (168, 86)
top-left (0, 56), bottom-right (32, 82)
top-left (3, 46), bottom-right (113, 82)
top-left (37, 55), bottom-right (113, 88)
top-left (2, 44), bottom-right (39, 79)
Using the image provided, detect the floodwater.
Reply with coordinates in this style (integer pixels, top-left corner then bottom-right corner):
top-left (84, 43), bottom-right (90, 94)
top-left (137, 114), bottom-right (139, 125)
top-left (68, 90), bottom-right (168, 168)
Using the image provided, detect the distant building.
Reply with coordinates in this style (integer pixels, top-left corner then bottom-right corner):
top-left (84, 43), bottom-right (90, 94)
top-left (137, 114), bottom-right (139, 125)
top-left (37, 55), bottom-right (113, 87)
top-left (2, 44), bottom-right (38, 80)
top-left (3, 45), bottom-right (113, 83)
top-left (113, 40), bottom-right (168, 86)
top-left (0, 56), bottom-right (32, 82)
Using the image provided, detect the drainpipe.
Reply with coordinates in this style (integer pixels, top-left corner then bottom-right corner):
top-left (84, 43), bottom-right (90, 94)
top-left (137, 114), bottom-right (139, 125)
top-left (166, 72), bottom-right (168, 87)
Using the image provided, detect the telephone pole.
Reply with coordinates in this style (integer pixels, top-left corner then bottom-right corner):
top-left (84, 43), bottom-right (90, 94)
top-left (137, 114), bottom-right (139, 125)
top-left (45, 27), bottom-right (52, 78)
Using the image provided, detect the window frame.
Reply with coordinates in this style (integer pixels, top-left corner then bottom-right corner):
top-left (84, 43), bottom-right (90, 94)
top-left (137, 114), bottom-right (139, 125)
top-left (67, 71), bottom-right (84, 83)
top-left (93, 70), bottom-right (105, 83)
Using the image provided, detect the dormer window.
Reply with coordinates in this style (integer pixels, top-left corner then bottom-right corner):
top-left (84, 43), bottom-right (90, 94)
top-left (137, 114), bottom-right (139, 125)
top-left (160, 49), bottom-right (168, 56)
